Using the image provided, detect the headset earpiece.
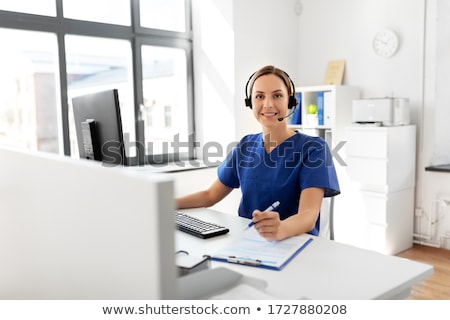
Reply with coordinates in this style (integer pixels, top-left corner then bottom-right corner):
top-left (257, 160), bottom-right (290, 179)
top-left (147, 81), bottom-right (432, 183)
top-left (244, 97), bottom-right (252, 108)
top-left (244, 72), bottom-right (255, 108)
top-left (288, 95), bottom-right (298, 109)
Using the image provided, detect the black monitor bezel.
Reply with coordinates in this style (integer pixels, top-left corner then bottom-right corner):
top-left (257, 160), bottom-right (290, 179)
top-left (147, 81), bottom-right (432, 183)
top-left (72, 89), bottom-right (126, 166)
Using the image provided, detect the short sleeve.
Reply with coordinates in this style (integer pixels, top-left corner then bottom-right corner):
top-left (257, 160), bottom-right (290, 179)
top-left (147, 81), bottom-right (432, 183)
top-left (298, 138), bottom-right (340, 197)
top-left (217, 147), bottom-right (240, 188)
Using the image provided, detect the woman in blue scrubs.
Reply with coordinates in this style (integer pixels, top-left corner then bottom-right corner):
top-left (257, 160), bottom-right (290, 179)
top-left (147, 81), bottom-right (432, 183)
top-left (176, 65), bottom-right (340, 241)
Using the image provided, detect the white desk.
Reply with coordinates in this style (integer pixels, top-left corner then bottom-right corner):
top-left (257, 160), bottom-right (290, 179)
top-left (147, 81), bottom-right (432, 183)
top-left (176, 208), bottom-right (433, 300)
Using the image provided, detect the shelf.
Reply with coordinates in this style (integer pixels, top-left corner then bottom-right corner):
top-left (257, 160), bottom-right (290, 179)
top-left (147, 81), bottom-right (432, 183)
top-left (290, 85), bottom-right (360, 145)
top-left (294, 84), bottom-right (336, 93)
top-left (288, 124), bottom-right (332, 130)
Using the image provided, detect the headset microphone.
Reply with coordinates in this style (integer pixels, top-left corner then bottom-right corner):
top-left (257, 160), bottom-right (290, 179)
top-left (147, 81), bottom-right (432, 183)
top-left (277, 106), bottom-right (297, 122)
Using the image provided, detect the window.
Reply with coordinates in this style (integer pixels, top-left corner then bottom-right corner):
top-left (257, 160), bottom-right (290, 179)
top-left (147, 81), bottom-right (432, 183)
top-left (63, 0), bottom-right (131, 26)
top-left (0, 0), bottom-right (193, 165)
top-left (164, 105), bottom-right (172, 128)
top-left (0, 28), bottom-right (60, 153)
top-left (141, 45), bottom-right (188, 156)
top-left (140, 0), bottom-right (186, 32)
top-left (0, 0), bottom-right (56, 16)
top-left (65, 35), bottom-right (134, 158)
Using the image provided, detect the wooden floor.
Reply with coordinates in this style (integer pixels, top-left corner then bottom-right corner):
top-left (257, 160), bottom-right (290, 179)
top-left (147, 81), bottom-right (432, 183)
top-left (396, 244), bottom-right (450, 300)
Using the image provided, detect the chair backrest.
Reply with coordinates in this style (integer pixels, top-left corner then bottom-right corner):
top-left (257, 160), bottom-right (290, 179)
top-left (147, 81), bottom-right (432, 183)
top-left (319, 197), bottom-right (334, 240)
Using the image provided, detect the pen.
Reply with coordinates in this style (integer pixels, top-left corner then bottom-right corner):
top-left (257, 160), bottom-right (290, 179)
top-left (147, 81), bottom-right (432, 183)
top-left (247, 201), bottom-right (280, 229)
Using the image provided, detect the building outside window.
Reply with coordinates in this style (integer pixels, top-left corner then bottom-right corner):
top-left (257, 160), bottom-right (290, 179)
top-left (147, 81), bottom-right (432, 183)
top-left (0, 0), bottom-right (194, 165)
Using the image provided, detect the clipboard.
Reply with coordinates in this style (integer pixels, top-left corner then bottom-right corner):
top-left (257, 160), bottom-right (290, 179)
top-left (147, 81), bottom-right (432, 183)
top-left (210, 228), bottom-right (313, 270)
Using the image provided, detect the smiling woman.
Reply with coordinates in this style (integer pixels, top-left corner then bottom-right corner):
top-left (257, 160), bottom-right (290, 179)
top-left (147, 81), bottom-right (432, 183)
top-left (176, 65), bottom-right (340, 242)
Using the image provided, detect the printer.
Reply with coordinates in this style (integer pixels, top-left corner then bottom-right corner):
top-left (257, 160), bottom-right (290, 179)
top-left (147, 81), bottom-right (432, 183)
top-left (352, 97), bottom-right (410, 126)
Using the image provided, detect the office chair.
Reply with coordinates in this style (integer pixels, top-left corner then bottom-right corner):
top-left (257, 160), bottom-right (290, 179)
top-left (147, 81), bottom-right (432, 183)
top-left (319, 197), bottom-right (335, 240)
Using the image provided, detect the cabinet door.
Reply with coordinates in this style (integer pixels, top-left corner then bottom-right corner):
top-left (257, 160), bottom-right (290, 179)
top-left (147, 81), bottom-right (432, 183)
top-left (344, 125), bottom-right (416, 192)
top-left (361, 191), bottom-right (388, 225)
top-left (345, 128), bottom-right (388, 158)
top-left (362, 188), bottom-right (414, 255)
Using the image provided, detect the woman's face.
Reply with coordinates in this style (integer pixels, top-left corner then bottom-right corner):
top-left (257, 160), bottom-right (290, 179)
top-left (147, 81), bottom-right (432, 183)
top-left (251, 74), bottom-right (290, 126)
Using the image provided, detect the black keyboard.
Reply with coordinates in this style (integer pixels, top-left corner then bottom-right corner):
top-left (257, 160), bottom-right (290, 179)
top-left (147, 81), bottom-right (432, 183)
top-left (174, 211), bottom-right (229, 239)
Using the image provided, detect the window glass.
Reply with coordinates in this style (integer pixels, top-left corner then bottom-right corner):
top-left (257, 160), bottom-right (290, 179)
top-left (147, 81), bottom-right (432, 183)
top-left (0, 1), bottom-right (193, 163)
top-left (0, 0), bottom-right (56, 16)
top-left (141, 45), bottom-right (188, 156)
top-left (140, 0), bottom-right (186, 32)
top-left (0, 28), bottom-right (60, 153)
top-left (65, 35), bottom-right (135, 158)
top-left (63, 0), bottom-right (131, 26)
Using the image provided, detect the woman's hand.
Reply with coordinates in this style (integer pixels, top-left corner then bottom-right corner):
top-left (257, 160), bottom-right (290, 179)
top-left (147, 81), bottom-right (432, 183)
top-left (251, 209), bottom-right (284, 241)
top-left (251, 188), bottom-right (324, 241)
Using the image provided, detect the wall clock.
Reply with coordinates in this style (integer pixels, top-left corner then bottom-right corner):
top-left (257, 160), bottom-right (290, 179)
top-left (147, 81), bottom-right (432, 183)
top-left (373, 29), bottom-right (399, 58)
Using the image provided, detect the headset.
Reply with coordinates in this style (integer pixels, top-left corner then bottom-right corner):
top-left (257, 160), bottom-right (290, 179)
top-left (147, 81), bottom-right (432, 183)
top-left (244, 70), bottom-right (298, 111)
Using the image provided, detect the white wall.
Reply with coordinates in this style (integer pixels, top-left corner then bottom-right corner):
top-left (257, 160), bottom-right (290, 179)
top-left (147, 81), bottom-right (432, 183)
top-left (419, 0), bottom-right (450, 249)
top-left (232, 0), bottom-right (301, 139)
top-left (191, 0), bottom-right (236, 162)
top-left (186, 0), bottom-right (450, 250)
top-left (191, 0), bottom-right (301, 150)
top-left (186, 0), bottom-right (301, 214)
top-left (296, 0), bottom-right (425, 122)
top-left (294, 0), bottom-right (450, 250)
top-left (432, 0), bottom-right (450, 165)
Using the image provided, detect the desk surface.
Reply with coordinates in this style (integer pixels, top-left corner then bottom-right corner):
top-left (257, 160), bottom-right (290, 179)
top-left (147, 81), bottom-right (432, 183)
top-left (176, 208), bottom-right (433, 300)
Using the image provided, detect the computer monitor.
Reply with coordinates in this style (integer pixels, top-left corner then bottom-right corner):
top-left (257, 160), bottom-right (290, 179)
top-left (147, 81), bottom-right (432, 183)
top-left (72, 89), bottom-right (126, 166)
top-left (0, 146), bottom-right (176, 299)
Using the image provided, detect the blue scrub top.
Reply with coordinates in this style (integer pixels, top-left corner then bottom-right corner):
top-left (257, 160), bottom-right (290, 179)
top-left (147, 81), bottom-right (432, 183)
top-left (217, 132), bottom-right (340, 236)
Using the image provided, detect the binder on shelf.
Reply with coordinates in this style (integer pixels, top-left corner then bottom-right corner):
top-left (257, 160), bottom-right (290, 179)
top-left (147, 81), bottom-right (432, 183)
top-left (210, 228), bottom-right (313, 271)
top-left (316, 92), bottom-right (324, 126)
top-left (289, 92), bottom-right (302, 124)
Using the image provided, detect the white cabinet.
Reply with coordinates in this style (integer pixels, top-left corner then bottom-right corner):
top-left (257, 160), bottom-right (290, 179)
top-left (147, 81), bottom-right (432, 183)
top-left (342, 125), bottom-right (416, 254)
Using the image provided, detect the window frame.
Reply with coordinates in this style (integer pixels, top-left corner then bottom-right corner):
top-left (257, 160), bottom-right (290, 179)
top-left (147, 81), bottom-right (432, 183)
top-left (0, 0), bottom-right (194, 165)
